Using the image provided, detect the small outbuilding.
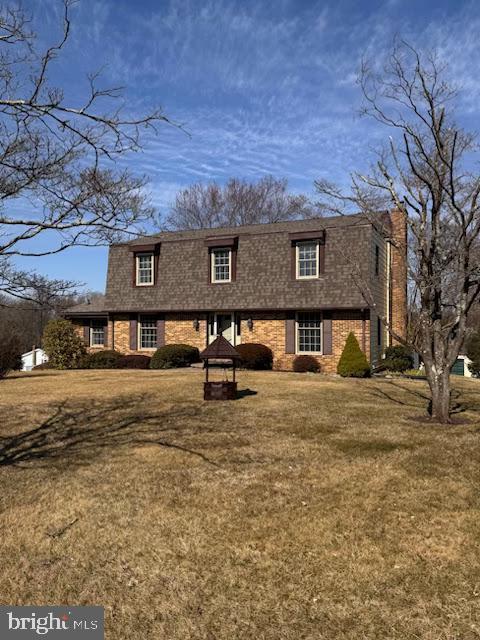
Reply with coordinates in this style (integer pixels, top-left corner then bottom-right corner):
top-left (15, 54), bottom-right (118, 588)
top-left (200, 335), bottom-right (242, 400)
top-left (451, 354), bottom-right (473, 377)
top-left (21, 347), bottom-right (48, 371)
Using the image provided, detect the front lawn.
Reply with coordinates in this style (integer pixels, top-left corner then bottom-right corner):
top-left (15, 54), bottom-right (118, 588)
top-left (1, 369), bottom-right (479, 639)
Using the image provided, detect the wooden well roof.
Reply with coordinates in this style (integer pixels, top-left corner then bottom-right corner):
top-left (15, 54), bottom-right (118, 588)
top-left (200, 336), bottom-right (241, 360)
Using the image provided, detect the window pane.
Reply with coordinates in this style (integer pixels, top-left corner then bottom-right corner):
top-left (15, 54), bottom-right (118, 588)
top-left (91, 321), bottom-right (104, 346)
top-left (213, 249), bottom-right (230, 281)
top-left (137, 254), bottom-right (153, 284)
top-left (298, 242), bottom-right (318, 278)
top-left (297, 312), bottom-right (322, 352)
top-left (140, 317), bottom-right (157, 349)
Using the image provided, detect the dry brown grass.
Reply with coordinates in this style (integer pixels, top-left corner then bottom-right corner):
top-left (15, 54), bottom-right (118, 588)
top-left (1, 369), bottom-right (480, 639)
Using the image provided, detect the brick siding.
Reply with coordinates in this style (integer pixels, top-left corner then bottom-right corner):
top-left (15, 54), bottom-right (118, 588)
top-left (74, 311), bottom-right (371, 372)
top-left (240, 311), bottom-right (369, 373)
top-left (165, 313), bottom-right (208, 350)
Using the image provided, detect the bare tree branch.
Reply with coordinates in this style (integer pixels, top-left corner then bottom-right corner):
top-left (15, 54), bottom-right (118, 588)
top-left (316, 40), bottom-right (480, 423)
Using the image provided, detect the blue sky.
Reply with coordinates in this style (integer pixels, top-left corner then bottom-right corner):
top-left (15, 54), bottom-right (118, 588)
top-left (14, 0), bottom-right (480, 292)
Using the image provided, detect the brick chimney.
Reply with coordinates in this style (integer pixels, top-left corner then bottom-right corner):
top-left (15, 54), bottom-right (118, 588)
top-left (389, 208), bottom-right (407, 342)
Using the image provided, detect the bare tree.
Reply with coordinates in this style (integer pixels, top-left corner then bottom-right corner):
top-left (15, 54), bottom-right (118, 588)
top-left (0, 257), bottom-right (80, 349)
top-left (315, 41), bottom-right (480, 423)
top-left (0, 0), bottom-right (175, 309)
top-left (166, 176), bottom-right (316, 230)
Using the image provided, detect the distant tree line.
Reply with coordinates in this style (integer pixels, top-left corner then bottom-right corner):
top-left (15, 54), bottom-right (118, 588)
top-left (165, 176), bottom-right (318, 230)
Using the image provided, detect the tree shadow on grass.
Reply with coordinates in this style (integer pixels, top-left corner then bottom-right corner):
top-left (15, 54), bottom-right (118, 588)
top-left (0, 394), bottom-right (219, 469)
top-left (4, 373), bottom-right (61, 380)
top-left (369, 380), bottom-right (467, 416)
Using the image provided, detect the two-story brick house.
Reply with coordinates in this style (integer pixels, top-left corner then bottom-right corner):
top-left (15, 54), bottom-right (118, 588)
top-left (65, 209), bottom-right (407, 372)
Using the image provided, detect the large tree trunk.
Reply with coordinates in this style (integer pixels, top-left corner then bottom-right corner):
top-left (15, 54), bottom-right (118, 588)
top-left (426, 368), bottom-right (451, 423)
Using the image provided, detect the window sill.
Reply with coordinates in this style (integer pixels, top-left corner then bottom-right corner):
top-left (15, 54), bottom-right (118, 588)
top-left (135, 283), bottom-right (154, 287)
top-left (296, 351), bottom-right (324, 356)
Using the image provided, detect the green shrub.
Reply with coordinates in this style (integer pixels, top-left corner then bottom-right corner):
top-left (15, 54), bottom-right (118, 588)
top-left (337, 332), bottom-right (371, 378)
top-left (150, 344), bottom-right (200, 369)
top-left (42, 319), bottom-right (87, 369)
top-left (0, 329), bottom-right (22, 379)
top-left (236, 343), bottom-right (273, 370)
top-left (383, 345), bottom-right (413, 372)
top-left (87, 350), bottom-right (123, 369)
top-left (465, 331), bottom-right (480, 377)
top-left (116, 354), bottom-right (151, 369)
top-left (293, 355), bottom-right (320, 373)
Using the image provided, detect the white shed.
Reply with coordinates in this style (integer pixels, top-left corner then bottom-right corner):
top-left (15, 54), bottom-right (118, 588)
top-left (21, 348), bottom-right (48, 371)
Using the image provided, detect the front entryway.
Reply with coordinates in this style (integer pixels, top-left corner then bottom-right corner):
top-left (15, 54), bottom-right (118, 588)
top-left (208, 313), bottom-right (241, 345)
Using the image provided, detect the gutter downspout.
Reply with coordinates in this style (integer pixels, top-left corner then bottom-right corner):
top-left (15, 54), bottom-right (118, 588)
top-left (386, 240), bottom-right (392, 348)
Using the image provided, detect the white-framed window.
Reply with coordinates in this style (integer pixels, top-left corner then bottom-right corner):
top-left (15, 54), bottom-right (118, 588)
top-left (139, 316), bottom-right (157, 349)
top-left (296, 241), bottom-right (319, 279)
top-left (296, 312), bottom-right (322, 353)
top-left (211, 248), bottom-right (231, 283)
top-left (136, 253), bottom-right (154, 286)
top-left (90, 320), bottom-right (105, 347)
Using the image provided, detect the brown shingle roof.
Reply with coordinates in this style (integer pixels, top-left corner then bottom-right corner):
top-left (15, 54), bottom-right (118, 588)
top-left (124, 211), bottom-right (389, 247)
top-left (104, 212), bottom-right (390, 313)
top-left (64, 297), bottom-right (107, 316)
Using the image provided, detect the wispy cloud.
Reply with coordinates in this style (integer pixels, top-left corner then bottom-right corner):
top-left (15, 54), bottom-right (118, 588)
top-left (14, 0), bottom-right (480, 289)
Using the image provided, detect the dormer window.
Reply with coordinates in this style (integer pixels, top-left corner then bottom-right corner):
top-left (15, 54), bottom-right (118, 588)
top-left (136, 253), bottom-right (154, 286)
top-left (211, 248), bottom-right (231, 283)
top-left (296, 241), bottom-right (319, 279)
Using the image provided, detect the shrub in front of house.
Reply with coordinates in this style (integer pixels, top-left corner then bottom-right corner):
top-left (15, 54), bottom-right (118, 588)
top-left (0, 329), bottom-right (22, 379)
top-left (293, 355), bottom-right (320, 373)
top-left (150, 344), bottom-right (200, 369)
top-left (337, 332), bottom-right (371, 378)
top-left (87, 349), bottom-right (123, 369)
top-left (42, 318), bottom-right (87, 369)
top-left (115, 354), bottom-right (151, 369)
top-left (236, 343), bottom-right (273, 370)
top-left (383, 345), bottom-right (413, 372)
top-left (32, 362), bottom-right (52, 370)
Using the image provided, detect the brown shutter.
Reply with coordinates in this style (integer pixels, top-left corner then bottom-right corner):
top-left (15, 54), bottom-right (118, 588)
top-left (290, 243), bottom-right (297, 279)
top-left (83, 321), bottom-right (90, 346)
top-left (207, 249), bottom-right (212, 283)
top-left (323, 312), bottom-right (332, 355)
top-left (132, 253), bottom-right (137, 287)
top-left (103, 320), bottom-right (109, 348)
top-left (129, 317), bottom-right (138, 351)
top-left (154, 253), bottom-right (159, 285)
top-left (231, 248), bottom-right (237, 281)
top-left (285, 312), bottom-right (296, 354)
top-left (156, 316), bottom-right (165, 348)
top-left (319, 243), bottom-right (325, 274)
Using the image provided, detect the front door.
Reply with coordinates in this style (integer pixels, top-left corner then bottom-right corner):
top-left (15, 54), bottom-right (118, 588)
top-left (217, 314), bottom-right (233, 343)
top-left (208, 313), bottom-right (239, 345)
